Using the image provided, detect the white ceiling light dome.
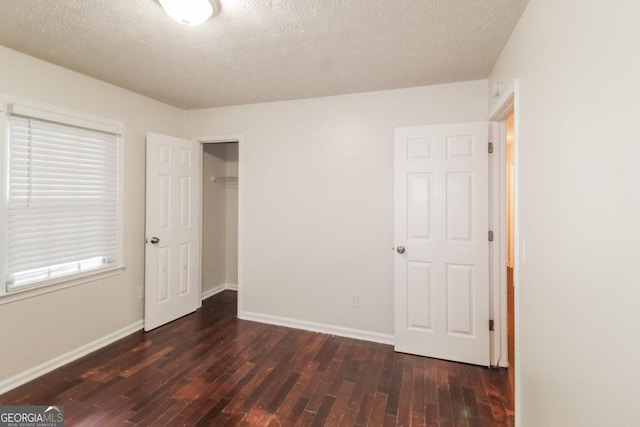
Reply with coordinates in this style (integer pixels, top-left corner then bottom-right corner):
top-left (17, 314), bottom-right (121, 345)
top-left (159, 0), bottom-right (215, 26)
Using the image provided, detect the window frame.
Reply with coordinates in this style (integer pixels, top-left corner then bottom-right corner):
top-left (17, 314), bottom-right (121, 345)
top-left (0, 96), bottom-right (125, 304)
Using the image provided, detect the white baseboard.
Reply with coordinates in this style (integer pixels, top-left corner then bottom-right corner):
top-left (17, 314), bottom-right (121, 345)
top-left (202, 284), bottom-right (226, 300)
top-left (224, 283), bottom-right (238, 291)
top-left (202, 283), bottom-right (238, 300)
top-left (0, 320), bottom-right (143, 395)
top-left (239, 310), bottom-right (394, 346)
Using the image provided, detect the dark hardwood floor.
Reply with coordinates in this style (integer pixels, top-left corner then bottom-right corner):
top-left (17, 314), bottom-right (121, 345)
top-left (0, 291), bottom-right (514, 426)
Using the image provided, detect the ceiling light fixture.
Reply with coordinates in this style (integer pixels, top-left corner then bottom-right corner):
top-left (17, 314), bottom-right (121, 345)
top-left (159, 0), bottom-right (214, 26)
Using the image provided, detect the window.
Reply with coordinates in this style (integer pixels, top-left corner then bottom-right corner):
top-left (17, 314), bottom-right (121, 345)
top-left (2, 102), bottom-right (123, 294)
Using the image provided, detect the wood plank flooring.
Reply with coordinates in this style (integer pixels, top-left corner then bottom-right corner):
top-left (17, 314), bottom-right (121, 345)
top-left (0, 291), bottom-right (514, 426)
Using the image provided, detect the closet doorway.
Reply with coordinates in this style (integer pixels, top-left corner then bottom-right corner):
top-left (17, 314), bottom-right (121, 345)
top-left (505, 111), bottom-right (515, 393)
top-left (201, 141), bottom-right (239, 301)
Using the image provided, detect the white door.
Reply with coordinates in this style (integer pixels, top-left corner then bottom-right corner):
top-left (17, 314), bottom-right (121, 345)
top-left (145, 133), bottom-right (202, 331)
top-left (394, 122), bottom-right (490, 366)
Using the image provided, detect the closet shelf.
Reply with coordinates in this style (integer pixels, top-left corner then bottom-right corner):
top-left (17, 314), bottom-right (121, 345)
top-left (210, 176), bottom-right (239, 188)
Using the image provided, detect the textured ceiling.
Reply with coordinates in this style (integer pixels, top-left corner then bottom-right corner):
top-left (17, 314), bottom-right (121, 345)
top-left (0, 0), bottom-right (528, 109)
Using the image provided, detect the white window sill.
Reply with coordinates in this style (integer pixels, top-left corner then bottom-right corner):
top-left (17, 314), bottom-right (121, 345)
top-left (0, 265), bottom-right (126, 306)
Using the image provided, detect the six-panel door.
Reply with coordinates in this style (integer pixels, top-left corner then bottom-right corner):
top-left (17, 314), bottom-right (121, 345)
top-left (394, 123), bottom-right (490, 366)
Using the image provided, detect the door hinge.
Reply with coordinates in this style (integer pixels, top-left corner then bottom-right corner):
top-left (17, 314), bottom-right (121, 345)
top-left (489, 319), bottom-right (494, 331)
top-left (488, 142), bottom-right (494, 154)
top-left (488, 230), bottom-right (494, 242)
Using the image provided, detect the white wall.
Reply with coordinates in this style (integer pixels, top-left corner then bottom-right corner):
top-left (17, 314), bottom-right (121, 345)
top-left (225, 143), bottom-right (239, 286)
top-left (186, 81), bottom-right (488, 336)
top-left (0, 46), bottom-right (184, 383)
top-left (489, 1), bottom-right (640, 425)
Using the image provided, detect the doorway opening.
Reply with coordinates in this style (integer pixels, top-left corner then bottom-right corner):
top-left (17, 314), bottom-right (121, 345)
top-left (201, 141), bottom-right (239, 301)
top-left (505, 111), bottom-right (515, 393)
top-left (490, 87), bottom-right (518, 409)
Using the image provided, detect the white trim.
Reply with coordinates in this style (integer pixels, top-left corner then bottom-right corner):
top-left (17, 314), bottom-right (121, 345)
top-left (0, 320), bottom-right (143, 395)
top-left (224, 283), bottom-right (238, 291)
top-left (7, 104), bottom-right (122, 135)
top-left (0, 266), bottom-right (125, 306)
top-left (196, 141), bottom-right (204, 309)
top-left (489, 85), bottom-right (516, 121)
top-left (195, 134), bottom-right (244, 321)
top-left (239, 310), bottom-right (394, 346)
top-left (0, 95), bottom-right (124, 134)
top-left (201, 283), bottom-right (238, 300)
top-left (513, 81), bottom-right (521, 426)
top-left (196, 134), bottom-right (243, 144)
top-left (202, 284), bottom-right (226, 299)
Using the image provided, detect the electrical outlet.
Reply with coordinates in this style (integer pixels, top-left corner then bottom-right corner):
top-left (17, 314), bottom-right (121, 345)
top-left (350, 293), bottom-right (359, 308)
top-left (139, 287), bottom-right (144, 300)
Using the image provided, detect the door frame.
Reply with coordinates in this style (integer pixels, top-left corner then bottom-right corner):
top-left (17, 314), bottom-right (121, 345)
top-left (194, 134), bottom-right (244, 315)
top-left (489, 80), bottom-right (520, 418)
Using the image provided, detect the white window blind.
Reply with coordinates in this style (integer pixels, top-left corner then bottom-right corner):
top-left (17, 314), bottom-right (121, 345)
top-left (6, 113), bottom-right (120, 291)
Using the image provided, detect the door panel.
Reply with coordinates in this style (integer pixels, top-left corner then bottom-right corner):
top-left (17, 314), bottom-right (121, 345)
top-left (394, 122), bottom-right (490, 366)
top-left (145, 133), bottom-right (201, 331)
top-left (446, 263), bottom-right (474, 335)
top-left (447, 172), bottom-right (473, 241)
top-left (407, 173), bottom-right (432, 239)
top-left (407, 261), bottom-right (433, 330)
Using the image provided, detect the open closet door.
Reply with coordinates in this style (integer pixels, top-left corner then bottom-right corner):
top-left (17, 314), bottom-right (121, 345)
top-left (144, 133), bottom-right (202, 331)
